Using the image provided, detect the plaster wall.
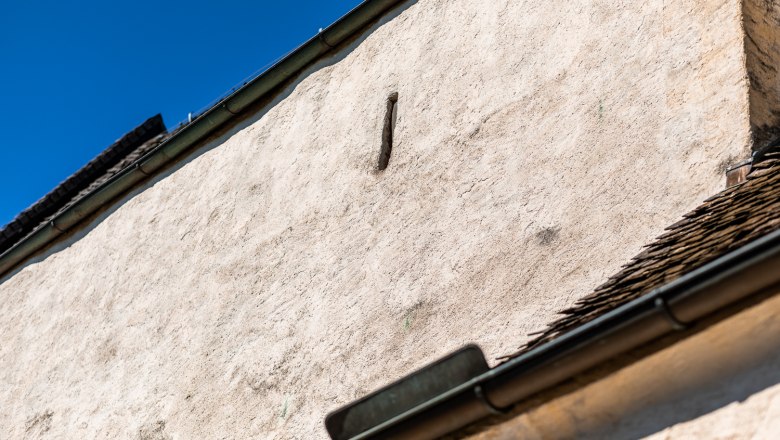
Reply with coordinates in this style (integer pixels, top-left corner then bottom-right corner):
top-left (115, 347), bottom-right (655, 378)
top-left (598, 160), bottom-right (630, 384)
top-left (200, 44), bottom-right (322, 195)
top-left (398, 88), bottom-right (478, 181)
top-left (0, 0), bottom-right (752, 438)
top-left (467, 291), bottom-right (780, 440)
top-left (744, 0), bottom-right (780, 147)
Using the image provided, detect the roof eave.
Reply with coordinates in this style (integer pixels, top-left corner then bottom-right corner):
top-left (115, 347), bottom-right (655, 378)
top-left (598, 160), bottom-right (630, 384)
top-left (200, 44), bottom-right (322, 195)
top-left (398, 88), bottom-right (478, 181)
top-left (0, 0), bottom-right (407, 280)
top-left (330, 227), bottom-right (780, 439)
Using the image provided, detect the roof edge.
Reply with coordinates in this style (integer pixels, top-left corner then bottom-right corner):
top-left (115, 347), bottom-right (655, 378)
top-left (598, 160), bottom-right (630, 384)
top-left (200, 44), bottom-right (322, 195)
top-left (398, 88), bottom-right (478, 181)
top-left (0, 114), bottom-right (165, 255)
top-left (329, 227), bottom-right (780, 439)
top-left (0, 0), bottom-right (407, 280)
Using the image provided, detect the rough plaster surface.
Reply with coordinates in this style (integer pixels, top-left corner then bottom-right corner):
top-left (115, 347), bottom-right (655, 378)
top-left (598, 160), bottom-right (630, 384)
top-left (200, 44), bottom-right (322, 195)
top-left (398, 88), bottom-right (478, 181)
top-left (0, 0), bottom-right (752, 438)
top-left (744, 0), bottom-right (780, 147)
top-left (467, 291), bottom-right (780, 440)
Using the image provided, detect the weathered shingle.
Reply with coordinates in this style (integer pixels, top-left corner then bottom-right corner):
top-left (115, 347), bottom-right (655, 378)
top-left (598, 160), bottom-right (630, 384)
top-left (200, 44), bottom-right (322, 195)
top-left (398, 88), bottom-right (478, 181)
top-left (506, 149), bottom-right (780, 359)
top-left (0, 115), bottom-right (167, 256)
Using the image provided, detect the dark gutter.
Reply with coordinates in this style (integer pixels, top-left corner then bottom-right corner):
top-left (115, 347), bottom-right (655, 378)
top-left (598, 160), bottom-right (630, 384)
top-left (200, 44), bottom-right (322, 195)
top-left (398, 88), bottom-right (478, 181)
top-left (328, 227), bottom-right (780, 439)
top-left (0, 115), bottom-right (165, 256)
top-left (0, 0), bottom-right (407, 279)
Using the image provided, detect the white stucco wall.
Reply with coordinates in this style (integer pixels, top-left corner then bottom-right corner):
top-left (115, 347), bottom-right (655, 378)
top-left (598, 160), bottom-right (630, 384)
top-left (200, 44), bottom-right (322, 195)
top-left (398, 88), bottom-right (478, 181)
top-left (468, 290), bottom-right (780, 440)
top-left (0, 0), bottom-right (752, 438)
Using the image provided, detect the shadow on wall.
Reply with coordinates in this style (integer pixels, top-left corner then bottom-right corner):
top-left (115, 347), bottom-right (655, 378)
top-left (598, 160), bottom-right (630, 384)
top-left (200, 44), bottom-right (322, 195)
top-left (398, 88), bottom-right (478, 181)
top-left (0, 0), bottom-right (418, 285)
top-left (478, 291), bottom-right (780, 439)
top-left (743, 0), bottom-right (780, 149)
top-left (575, 291), bottom-right (780, 440)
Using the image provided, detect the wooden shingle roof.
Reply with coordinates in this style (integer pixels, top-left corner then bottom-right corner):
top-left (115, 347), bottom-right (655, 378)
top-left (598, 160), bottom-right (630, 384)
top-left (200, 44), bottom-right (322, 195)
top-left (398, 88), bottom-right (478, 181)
top-left (507, 148), bottom-right (780, 358)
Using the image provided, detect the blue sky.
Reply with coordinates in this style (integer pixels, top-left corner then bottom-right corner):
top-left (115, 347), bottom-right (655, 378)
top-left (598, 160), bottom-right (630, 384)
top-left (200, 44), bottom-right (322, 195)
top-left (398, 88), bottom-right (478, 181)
top-left (0, 0), bottom-right (361, 226)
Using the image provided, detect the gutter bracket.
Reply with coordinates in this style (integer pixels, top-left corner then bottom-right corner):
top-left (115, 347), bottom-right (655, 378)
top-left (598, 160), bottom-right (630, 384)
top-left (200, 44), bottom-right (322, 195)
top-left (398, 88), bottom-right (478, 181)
top-left (474, 385), bottom-right (507, 416)
top-left (654, 297), bottom-right (688, 331)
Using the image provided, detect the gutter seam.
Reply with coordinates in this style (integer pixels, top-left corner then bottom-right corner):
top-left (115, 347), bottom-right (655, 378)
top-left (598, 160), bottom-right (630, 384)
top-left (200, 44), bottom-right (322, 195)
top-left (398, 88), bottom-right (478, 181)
top-left (134, 163), bottom-right (150, 177)
top-left (49, 221), bottom-right (66, 234)
top-left (473, 385), bottom-right (506, 416)
top-left (344, 227), bottom-right (780, 439)
top-left (222, 103), bottom-right (239, 116)
top-left (654, 296), bottom-right (689, 331)
top-left (319, 30), bottom-right (336, 49)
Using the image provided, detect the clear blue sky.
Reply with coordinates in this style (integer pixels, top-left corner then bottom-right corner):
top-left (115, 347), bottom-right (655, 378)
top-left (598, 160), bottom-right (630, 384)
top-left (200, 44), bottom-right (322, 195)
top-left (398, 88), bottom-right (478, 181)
top-left (0, 0), bottom-right (361, 226)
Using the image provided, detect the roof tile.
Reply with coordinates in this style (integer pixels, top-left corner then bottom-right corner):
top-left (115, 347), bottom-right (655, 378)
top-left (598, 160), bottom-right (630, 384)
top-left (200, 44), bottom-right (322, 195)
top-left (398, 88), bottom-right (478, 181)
top-left (505, 151), bottom-right (780, 359)
top-left (0, 115), bottom-right (167, 256)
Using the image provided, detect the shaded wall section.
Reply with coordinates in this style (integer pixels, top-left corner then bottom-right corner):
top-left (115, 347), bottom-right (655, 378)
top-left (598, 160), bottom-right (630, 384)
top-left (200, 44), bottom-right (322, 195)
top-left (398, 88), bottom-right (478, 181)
top-left (466, 290), bottom-right (780, 440)
top-left (744, 0), bottom-right (780, 148)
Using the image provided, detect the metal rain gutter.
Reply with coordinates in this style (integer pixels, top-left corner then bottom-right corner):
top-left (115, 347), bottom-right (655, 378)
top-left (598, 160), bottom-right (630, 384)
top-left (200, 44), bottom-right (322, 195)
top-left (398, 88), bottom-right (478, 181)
top-left (0, 0), bottom-right (407, 279)
top-left (329, 227), bottom-right (780, 439)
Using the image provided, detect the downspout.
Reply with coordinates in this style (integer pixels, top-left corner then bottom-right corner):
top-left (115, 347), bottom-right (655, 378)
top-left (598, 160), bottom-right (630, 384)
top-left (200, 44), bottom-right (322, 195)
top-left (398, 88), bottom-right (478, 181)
top-left (329, 227), bottom-right (780, 439)
top-left (0, 0), bottom-right (407, 279)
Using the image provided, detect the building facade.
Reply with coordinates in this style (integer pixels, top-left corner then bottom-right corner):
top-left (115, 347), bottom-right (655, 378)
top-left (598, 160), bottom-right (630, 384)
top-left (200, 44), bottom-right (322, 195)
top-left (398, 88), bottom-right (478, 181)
top-left (1, 0), bottom-right (777, 438)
